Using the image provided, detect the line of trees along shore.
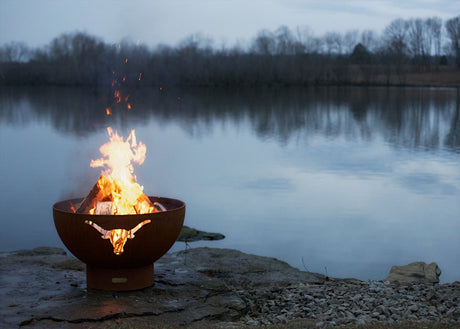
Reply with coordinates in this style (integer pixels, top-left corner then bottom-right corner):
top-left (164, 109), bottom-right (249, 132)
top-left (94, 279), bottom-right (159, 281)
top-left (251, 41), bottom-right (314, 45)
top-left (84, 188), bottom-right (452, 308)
top-left (1, 15), bottom-right (459, 88)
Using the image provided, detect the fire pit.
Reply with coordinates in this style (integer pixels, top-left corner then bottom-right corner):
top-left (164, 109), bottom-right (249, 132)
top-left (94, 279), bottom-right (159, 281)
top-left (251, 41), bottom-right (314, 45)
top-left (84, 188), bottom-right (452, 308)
top-left (53, 196), bottom-right (185, 291)
top-left (53, 126), bottom-right (185, 291)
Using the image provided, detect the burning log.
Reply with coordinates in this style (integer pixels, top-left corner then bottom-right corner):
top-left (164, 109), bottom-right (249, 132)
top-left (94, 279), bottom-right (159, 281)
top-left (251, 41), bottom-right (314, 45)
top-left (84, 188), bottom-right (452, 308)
top-left (75, 178), bottom-right (166, 215)
top-left (75, 174), bottom-right (159, 215)
top-left (75, 175), bottom-right (116, 214)
top-left (75, 176), bottom-right (103, 214)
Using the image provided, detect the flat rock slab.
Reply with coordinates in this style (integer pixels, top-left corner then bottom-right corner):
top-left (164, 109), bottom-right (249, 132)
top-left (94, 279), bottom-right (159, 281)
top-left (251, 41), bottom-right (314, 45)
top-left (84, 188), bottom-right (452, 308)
top-left (0, 246), bottom-right (324, 329)
top-left (177, 225), bottom-right (225, 242)
top-left (384, 261), bottom-right (442, 283)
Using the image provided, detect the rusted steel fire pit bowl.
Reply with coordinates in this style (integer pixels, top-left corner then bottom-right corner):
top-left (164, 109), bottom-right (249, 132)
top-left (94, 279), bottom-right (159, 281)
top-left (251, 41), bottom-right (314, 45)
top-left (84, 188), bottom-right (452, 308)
top-left (53, 196), bottom-right (185, 291)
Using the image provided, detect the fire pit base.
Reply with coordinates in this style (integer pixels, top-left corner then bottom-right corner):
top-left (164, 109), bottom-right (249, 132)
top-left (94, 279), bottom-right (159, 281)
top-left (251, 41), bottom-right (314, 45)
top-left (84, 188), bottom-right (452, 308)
top-left (53, 196), bottom-right (185, 291)
top-left (86, 264), bottom-right (154, 291)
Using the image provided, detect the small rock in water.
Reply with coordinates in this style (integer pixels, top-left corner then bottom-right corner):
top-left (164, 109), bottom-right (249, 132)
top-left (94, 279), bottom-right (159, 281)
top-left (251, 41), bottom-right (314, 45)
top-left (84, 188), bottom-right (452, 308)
top-left (177, 225), bottom-right (225, 242)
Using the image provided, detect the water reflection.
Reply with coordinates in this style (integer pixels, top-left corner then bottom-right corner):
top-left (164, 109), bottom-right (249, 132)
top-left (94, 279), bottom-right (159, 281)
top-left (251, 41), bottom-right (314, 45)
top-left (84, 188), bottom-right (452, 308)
top-left (1, 86), bottom-right (459, 152)
top-left (1, 86), bottom-right (459, 282)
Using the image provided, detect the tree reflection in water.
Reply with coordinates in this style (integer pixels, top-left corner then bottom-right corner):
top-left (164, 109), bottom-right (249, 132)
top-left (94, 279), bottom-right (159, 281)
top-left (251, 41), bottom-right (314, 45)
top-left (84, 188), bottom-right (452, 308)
top-left (0, 86), bottom-right (458, 152)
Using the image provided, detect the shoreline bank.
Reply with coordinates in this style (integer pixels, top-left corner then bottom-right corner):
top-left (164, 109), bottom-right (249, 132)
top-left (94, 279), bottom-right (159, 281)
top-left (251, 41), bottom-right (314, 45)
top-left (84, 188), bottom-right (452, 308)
top-left (1, 246), bottom-right (459, 328)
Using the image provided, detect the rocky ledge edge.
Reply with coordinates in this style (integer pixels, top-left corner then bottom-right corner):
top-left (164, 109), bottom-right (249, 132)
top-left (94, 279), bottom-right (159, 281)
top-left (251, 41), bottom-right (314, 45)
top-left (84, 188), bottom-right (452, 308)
top-left (0, 246), bottom-right (459, 328)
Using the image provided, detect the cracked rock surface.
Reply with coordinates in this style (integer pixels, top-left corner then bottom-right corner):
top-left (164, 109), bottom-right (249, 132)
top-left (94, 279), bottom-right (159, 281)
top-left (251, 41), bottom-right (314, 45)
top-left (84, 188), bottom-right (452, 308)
top-left (0, 246), bottom-right (323, 328)
top-left (1, 247), bottom-right (459, 328)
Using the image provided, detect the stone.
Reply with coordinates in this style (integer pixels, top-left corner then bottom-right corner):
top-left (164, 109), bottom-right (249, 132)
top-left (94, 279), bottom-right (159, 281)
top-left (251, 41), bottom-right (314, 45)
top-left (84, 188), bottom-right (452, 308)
top-left (384, 262), bottom-right (441, 283)
top-left (14, 246), bottom-right (66, 256)
top-left (177, 225), bottom-right (225, 242)
top-left (1, 247), bottom-right (460, 328)
top-left (452, 308), bottom-right (460, 321)
top-left (175, 247), bottom-right (325, 285)
top-left (408, 304), bottom-right (419, 312)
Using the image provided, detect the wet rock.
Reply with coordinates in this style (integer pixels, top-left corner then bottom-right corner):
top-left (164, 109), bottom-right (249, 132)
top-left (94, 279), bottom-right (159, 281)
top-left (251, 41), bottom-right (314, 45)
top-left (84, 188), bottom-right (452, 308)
top-left (1, 247), bottom-right (459, 328)
top-left (384, 261), bottom-right (442, 283)
top-left (14, 246), bottom-right (66, 256)
top-left (177, 225), bottom-right (225, 242)
top-left (0, 246), bottom-right (322, 328)
top-left (52, 258), bottom-right (85, 271)
top-left (175, 247), bottom-right (325, 285)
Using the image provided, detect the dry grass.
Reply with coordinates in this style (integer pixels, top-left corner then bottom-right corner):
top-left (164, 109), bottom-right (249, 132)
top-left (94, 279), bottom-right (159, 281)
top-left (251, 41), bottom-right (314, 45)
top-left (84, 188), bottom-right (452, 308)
top-left (405, 68), bottom-right (460, 87)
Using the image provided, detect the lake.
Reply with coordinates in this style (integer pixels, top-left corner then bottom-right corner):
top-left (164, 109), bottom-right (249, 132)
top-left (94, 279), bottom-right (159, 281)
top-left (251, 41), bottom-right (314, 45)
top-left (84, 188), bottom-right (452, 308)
top-left (0, 86), bottom-right (459, 282)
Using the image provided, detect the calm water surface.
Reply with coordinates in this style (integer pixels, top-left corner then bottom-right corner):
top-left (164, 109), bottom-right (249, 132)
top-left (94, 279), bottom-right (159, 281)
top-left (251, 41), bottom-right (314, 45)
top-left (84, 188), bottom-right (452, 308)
top-left (1, 86), bottom-right (459, 282)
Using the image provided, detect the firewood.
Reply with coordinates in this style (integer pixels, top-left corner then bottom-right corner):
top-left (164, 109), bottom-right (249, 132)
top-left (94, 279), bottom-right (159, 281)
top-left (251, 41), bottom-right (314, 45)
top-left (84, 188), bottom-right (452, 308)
top-left (95, 201), bottom-right (113, 215)
top-left (75, 176), bottom-right (102, 213)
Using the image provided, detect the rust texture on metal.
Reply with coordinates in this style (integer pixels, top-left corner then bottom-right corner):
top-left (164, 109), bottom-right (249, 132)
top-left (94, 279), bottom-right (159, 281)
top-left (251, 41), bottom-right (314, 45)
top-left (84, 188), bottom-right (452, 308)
top-left (86, 264), bottom-right (154, 291)
top-left (53, 196), bottom-right (185, 290)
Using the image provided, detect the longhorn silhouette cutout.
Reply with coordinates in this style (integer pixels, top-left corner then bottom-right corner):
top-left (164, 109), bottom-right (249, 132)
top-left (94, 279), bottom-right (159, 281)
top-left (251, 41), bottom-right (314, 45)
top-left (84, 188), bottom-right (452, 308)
top-left (85, 219), bottom-right (151, 255)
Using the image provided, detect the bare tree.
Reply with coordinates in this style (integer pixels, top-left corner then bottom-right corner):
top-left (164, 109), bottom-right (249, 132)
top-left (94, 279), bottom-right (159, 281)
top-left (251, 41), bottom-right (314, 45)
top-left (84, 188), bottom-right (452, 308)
top-left (3, 14), bottom-right (460, 87)
top-left (343, 30), bottom-right (359, 54)
top-left (383, 18), bottom-right (409, 56)
top-left (445, 15), bottom-right (460, 68)
top-left (274, 26), bottom-right (297, 55)
top-left (407, 18), bottom-right (423, 57)
top-left (0, 42), bottom-right (30, 62)
top-left (177, 33), bottom-right (214, 53)
top-left (360, 29), bottom-right (379, 52)
top-left (323, 32), bottom-right (343, 54)
top-left (382, 18), bottom-right (410, 83)
top-left (426, 17), bottom-right (442, 57)
top-left (252, 29), bottom-right (276, 55)
top-left (295, 26), bottom-right (321, 53)
top-left (406, 18), bottom-right (433, 68)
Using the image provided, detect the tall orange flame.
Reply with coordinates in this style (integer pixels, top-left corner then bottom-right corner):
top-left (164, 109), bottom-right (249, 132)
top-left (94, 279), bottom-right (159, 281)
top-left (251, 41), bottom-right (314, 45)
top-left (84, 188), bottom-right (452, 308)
top-left (89, 127), bottom-right (154, 215)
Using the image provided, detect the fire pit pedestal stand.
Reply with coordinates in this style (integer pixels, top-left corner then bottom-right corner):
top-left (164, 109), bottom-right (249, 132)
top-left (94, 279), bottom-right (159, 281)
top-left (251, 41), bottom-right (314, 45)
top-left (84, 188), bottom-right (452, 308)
top-left (86, 264), bottom-right (154, 291)
top-left (53, 196), bottom-right (185, 291)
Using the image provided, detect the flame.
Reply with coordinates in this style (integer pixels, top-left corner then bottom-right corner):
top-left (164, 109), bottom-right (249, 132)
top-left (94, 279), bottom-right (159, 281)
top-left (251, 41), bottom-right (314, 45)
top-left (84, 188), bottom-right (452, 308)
top-left (106, 107), bottom-right (112, 115)
top-left (69, 202), bottom-right (76, 213)
top-left (89, 127), bottom-right (155, 215)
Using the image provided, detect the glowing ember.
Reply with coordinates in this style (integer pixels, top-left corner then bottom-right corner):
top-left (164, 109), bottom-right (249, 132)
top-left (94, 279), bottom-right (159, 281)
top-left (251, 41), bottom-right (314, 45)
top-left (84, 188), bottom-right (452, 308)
top-left (114, 90), bottom-right (121, 103)
top-left (88, 127), bottom-right (155, 215)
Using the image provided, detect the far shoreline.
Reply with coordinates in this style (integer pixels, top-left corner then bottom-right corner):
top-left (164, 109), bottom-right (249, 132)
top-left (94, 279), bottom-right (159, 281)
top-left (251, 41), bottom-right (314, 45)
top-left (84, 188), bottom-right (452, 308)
top-left (1, 66), bottom-right (459, 89)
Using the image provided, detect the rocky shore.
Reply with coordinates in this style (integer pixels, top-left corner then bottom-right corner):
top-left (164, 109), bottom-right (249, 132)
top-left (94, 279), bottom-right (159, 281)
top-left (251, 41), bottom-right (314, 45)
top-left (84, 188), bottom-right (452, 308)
top-left (0, 246), bottom-right (459, 328)
top-left (240, 279), bottom-right (460, 326)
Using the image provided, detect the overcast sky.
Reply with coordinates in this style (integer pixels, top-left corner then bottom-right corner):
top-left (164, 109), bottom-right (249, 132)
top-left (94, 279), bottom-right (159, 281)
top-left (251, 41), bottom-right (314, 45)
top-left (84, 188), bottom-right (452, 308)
top-left (1, 0), bottom-right (459, 48)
